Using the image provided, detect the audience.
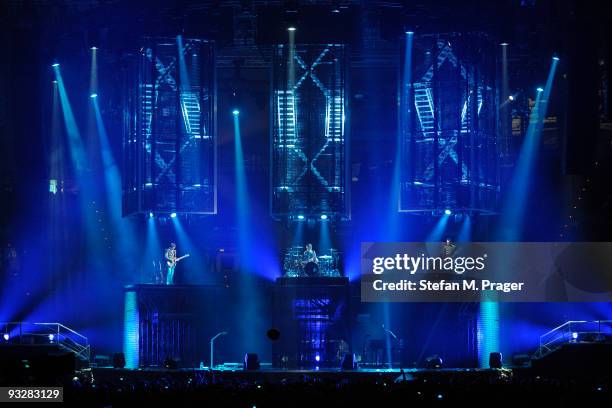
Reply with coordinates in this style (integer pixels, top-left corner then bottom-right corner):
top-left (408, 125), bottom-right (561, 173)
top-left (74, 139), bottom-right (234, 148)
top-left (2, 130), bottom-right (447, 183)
top-left (62, 368), bottom-right (609, 406)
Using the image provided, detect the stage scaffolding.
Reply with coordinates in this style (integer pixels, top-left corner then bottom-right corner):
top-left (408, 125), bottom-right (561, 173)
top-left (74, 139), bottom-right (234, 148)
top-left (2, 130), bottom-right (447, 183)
top-left (123, 37), bottom-right (216, 216)
top-left (272, 277), bottom-right (350, 369)
top-left (399, 33), bottom-right (501, 215)
top-left (270, 44), bottom-right (349, 219)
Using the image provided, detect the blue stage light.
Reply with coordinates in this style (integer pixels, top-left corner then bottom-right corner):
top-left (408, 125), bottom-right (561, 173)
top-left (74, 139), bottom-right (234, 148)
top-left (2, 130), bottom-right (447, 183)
top-left (51, 63), bottom-right (60, 67)
top-left (406, 31), bottom-right (414, 35)
top-left (500, 42), bottom-right (509, 46)
top-left (145, 182), bottom-right (153, 187)
top-left (149, 212), bottom-right (154, 218)
top-left (90, 93), bottom-right (98, 98)
top-left (444, 209), bottom-right (452, 215)
top-left (91, 46), bottom-right (98, 51)
top-left (287, 26), bottom-right (296, 32)
top-left (315, 353), bottom-right (320, 362)
top-left (170, 212), bottom-right (177, 218)
top-left (508, 95), bottom-right (514, 101)
top-left (320, 214), bottom-right (328, 220)
top-left (536, 87), bottom-right (544, 92)
top-left (232, 109), bottom-right (240, 115)
top-left (572, 332), bottom-right (578, 340)
top-left (552, 56), bottom-right (560, 61)
top-left (297, 215), bottom-right (305, 220)
top-left (3, 333), bottom-right (8, 341)
top-left (48, 334), bottom-right (54, 342)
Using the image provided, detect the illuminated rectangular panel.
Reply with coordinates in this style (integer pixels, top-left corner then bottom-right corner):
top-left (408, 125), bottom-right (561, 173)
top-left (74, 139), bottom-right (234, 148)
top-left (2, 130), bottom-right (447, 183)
top-left (477, 300), bottom-right (500, 368)
top-left (123, 37), bottom-right (216, 216)
top-left (399, 34), bottom-right (500, 215)
top-left (271, 44), bottom-right (349, 219)
top-left (123, 290), bottom-right (139, 369)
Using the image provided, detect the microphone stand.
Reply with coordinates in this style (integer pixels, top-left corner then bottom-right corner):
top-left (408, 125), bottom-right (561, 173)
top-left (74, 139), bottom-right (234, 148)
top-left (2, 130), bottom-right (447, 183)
top-left (210, 331), bottom-right (227, 370)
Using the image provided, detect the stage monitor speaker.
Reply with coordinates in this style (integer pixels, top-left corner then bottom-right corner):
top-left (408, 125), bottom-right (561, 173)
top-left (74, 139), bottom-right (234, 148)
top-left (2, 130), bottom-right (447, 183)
top-left (489, 352), bottom-right (503, 369)
top-left (340, 353), bottom-right (356, 370)
top-left (512, 354), bottom-right (531, 367)
top-left (244, 353), bottom-right (260, 370)
top-left (112, 353), bottom-right (125, 369)
top-left (94, 355), bottom-right (111, 368)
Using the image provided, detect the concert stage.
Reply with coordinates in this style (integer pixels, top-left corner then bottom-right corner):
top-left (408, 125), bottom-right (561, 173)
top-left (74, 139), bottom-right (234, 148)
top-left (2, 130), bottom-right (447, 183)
top-left (3, 0), bottom-right (612, 405)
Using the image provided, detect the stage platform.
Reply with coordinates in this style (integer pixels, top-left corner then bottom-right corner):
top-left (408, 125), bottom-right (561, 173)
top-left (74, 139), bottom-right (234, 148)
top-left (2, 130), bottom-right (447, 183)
top-left (123, 284), bottom-right (220, 368)
top-left (90, 366), bottom-right (504, 384)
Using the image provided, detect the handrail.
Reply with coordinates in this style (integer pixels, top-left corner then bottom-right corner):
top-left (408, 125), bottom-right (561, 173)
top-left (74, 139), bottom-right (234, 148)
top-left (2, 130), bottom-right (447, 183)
top-left (0, 321), bottom-right (90, 362)
top-left (539, 320), bottom-right (588, 339)
top-left (537, 320), bottom-right (612, 358)
top-left (34, 323), bottom-right (89, 343)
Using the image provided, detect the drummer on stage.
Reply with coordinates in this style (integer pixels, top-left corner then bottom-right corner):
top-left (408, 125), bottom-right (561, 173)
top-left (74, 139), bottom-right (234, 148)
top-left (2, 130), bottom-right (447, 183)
top-left (303, 243), bottom-right (319, 266)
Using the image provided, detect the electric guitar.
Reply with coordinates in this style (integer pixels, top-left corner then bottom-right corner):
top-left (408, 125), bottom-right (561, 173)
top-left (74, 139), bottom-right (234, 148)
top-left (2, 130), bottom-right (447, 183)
top-left (167, 254), bottom-right (190, 268)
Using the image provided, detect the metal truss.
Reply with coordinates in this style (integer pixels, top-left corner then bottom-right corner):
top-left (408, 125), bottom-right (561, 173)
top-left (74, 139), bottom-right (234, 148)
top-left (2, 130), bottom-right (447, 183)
top-left (400, 34), bottom-right (499, 214)
top-left (124, 37), bottom-right (216, 215)
top-left (271, 44), bottom-right (347, 218)
top-left (413, 44), bottom-right (483, 182)
top-left (143, 42), bottom-right (206, 184)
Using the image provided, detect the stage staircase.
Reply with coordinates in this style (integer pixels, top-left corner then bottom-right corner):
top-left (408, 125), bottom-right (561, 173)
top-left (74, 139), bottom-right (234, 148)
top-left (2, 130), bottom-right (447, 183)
top-left (1, 322), bottom-right (90, 364)
top-left (534, 320), bottom-right (612, 358)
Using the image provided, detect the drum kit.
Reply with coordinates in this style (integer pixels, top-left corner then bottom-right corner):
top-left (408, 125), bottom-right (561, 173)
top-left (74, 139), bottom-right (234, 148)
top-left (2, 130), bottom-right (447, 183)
top-left (283, 247), bottom-right (341, 277)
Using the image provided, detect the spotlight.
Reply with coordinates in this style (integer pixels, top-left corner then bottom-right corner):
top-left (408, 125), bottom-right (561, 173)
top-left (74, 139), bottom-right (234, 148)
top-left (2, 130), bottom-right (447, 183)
top-left (149, 212), bottom-right (154, 218)
top-left (48, 334), bottom-right (54, 342)
top-left (170, 212), bottom-right (177, 218)
top-left (51, 62), bottom-right (60, 67)
top-left (500, 42), bottom-right (509, 46)
top-left (232, 109), bottom-right (240, 115)
top-left (297, 215), bottom-right (305, 220)
top-left (536, 87), bottom-right (544, 92)
top-left (52, 80), bottom-right (58, 84)
top-left (320, 214), bottom-right (328, 220)
top-left (331, 7), bottom-right (340, 13)
top-left (90, 46), bottom-right (98, 51)
top-left (3, 333), bottom-right (8, 341)
top-left (552, 56), bottom-right (560, 61)
top-left (90, 93), bottom-right (98, 98)
top-left (572, 332), bottom-right (578, 340)
top-left (315, 354), bottom-right (321, 362)
top-left (287, 26), bottom-right (296, 32)
top-left (444, 209), bottom-right (452, 215)
top-left (406, 31), bottom-right (414, 35)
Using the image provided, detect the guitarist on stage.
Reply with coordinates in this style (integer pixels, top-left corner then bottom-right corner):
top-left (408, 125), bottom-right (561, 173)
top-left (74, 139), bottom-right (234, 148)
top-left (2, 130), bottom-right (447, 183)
top-left (164, 242), bottom-right (189, 285)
